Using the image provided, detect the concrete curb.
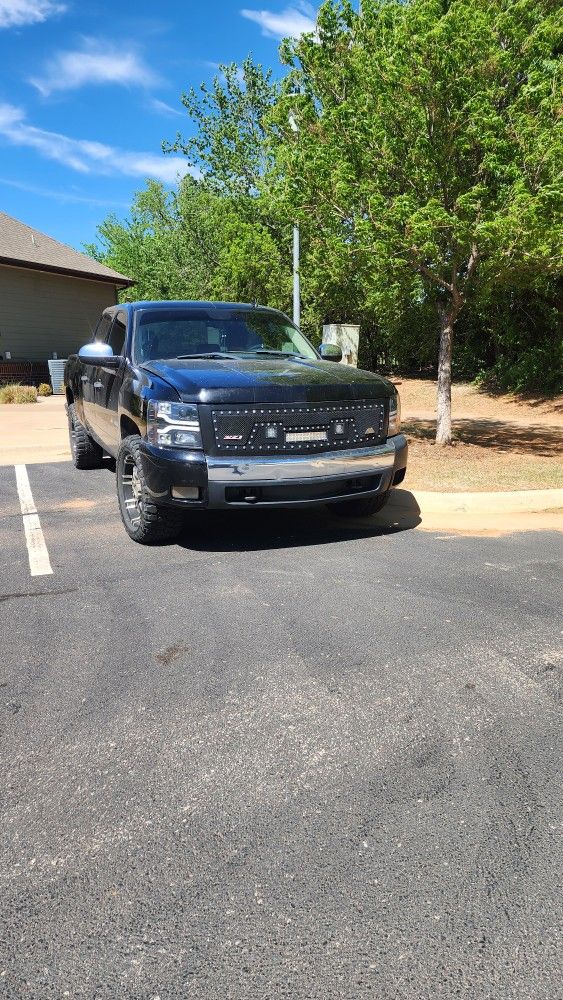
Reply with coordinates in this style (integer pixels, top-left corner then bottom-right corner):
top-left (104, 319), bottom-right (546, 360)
top-left (397, 488), bottom-right (563, 515)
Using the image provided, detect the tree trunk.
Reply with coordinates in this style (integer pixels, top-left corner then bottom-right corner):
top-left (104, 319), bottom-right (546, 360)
top-left (414, 245), bottom-right (478, 445)
top-left (436, 304), bottom-right (455, 445)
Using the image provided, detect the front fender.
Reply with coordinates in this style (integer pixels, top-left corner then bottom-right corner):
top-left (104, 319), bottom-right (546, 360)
top-left (118, 366), bottom-right (181, 439)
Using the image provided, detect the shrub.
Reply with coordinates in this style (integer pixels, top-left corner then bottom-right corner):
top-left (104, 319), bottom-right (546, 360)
top-left (0, 383), bottom-right (38, 404)
top-left (475, 345), bottom-right (563, 396)
top-left (37, 382), bottom-right (53, 396)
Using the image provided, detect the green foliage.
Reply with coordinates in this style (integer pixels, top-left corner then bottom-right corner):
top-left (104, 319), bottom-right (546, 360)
top-left (210, 214), bottom-right (291, 308)
top-left (88, 5), bottom-right (562, 400)
top-left (276, 0), bottom-right (562, 409)
top-left (85, 178), bottom-right (220, 301)
top-left (163, 58), bottom-right (279, 199)
top-left (88, 61), bottom-right (293, 311)
top-left (287, 0), bottom-right (560, 279)
top-left (476, 346), bottom-right (563, 395)
top-left (37, 383), bottom-right (53, 396)
top-left (468, 282), bottom-right (563, 394)
top-left (86, 175), bottom-right (293, 312)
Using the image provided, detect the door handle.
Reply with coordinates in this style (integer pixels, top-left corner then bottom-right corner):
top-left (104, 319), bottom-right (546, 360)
top-left (80, 375), bottom-right (88, 382)
top-left (93, 381), bottom-right (103, 390)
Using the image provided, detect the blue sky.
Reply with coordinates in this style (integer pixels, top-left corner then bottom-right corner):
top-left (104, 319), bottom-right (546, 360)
top-left (0, 1), bottom-right (319, 252)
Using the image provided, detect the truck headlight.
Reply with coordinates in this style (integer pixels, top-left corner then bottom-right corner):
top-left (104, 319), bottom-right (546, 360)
top-left (388, 392), bottom-right (401, 436)
top-left (147, 400), bottom-right (202, 449)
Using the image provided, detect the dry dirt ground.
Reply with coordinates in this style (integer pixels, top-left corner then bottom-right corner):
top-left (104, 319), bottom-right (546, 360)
top-left (394, 379), bottom-right (563, 491)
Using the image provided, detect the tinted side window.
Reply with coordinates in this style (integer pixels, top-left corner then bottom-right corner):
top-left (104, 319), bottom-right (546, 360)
top-left (107, 314), bottom-right (126, 356)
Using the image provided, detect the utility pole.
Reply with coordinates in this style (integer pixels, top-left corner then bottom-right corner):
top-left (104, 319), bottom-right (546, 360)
top-left (292, 224), bottom-right (300, 328)
top-left (288, 108), bottom-right (301, 328)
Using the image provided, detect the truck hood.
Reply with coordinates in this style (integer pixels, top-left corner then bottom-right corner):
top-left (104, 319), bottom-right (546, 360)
top-left (140, 356), bottom-right (394, 405)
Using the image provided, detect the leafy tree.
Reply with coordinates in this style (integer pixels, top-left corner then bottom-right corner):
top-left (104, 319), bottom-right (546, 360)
top-left (163, 58), bottom-right (279, 201)
top-left (85, 178), bottom-right (222, 301)
top-left (159, 57), bottom-right (295, 310)
top-left (89, 11), bottom-right (561, 407)
top-left (277, 0), bottom-right (562, 441)
top-left (86, 174), bottom-right (293, 311)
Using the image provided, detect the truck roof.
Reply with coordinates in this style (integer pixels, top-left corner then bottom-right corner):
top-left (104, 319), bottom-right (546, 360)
top-left (116, 301), bottom-right (271, 312)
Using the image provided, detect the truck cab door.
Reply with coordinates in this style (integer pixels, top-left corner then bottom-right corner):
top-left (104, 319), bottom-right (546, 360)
top-left (94, 311), bottom-right (127, 452)
top-left (82, 312), bottom-right (112, 436)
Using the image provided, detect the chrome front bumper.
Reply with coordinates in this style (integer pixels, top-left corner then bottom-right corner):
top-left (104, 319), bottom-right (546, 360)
top-left (140, 436), bottom-right (408, 509)
top-left (203, 435), bottom-right (408, 508)
top-left (207, 438), bottom-right (403, 483)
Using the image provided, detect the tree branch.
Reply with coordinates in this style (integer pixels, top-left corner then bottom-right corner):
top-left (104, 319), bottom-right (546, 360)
top-left (466, 242), bottom-right (479, 280)
top-left (413, 258), bottom-right (454, 294)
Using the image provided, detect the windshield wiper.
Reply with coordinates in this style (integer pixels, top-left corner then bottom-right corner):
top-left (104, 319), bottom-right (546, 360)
top-left (176, 352), bottom-right (239, 360)
top-left (250, 349), bottom-right (309, 359)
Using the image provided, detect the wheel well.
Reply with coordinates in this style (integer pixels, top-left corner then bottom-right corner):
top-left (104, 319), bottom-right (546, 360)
top-left (120, 415), bottom-right (141, 439)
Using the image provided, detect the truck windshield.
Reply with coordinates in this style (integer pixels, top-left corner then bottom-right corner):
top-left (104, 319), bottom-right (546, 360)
top-left (132, 308), bottom-right (318, 364)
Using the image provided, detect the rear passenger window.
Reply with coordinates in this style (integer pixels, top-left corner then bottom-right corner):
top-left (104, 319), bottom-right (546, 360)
top-left (107, 314), bottom-right (126, 356)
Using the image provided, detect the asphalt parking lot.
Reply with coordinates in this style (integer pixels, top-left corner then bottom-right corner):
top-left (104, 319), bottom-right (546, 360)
top-left (1, 461), bottom-right (562, 999)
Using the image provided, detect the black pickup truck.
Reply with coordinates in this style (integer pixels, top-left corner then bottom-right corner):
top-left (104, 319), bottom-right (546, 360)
top-left (64, 301), bottom-right (407, 543)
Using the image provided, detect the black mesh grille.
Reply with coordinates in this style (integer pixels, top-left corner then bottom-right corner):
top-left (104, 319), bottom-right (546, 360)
top-left (210, 401), bottom-right (386, 455)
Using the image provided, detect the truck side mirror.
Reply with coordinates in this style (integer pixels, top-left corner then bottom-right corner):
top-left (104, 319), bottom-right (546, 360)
top-left (78, 342), bottom-right (121, 367)
top-left (319, 343), bottom-right (343, 363)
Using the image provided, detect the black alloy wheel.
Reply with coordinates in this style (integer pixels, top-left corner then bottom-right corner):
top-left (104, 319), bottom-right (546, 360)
top-left (116, 435), bottom-right (183, 544)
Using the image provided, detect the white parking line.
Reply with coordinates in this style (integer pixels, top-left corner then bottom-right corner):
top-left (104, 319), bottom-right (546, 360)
top-left (14, 464), bottom-right (53, 577)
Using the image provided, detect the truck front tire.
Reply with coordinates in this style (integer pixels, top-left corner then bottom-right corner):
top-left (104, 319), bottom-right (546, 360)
top-left (68, 403), bottom-right (104, 469)
top-left (116, 435), bottom-right (184, 544)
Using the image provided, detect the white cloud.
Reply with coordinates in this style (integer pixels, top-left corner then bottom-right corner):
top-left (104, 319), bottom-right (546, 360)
top-left (0, 0), bottom-right (65, 28)
top-left (148, 97), bottom-right (184, 118)
top-left (30, 38), bottom-right (160, 97)
top-left (240, 2), bottom-right (316, 39)
top-left (0, 103), bottom-right (190, 184)
top-left (0, 176), bottom-right (129, 208)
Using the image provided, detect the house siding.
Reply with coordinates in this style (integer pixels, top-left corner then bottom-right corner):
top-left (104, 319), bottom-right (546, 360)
top-left (0, 263), bottom-right (118, 361)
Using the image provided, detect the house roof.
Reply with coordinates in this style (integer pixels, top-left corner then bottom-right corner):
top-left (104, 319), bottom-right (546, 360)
top-left (0, 211), bottom-right (134, 287)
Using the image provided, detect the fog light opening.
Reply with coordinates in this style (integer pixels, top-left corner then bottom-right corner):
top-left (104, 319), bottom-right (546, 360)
top-left (171, 486), bottom-right (200, 500)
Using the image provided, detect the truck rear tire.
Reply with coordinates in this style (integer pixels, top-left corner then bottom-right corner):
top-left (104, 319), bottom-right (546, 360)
top-left (331, 491), bottom-right (390, 517)
top-left (116, 435), bottom-right (184, 544)
top-left (68, 403), bottom-right (104, 469)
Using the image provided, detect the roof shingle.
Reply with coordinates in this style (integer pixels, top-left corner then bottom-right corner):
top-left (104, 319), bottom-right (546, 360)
top-left (0, 211), bottom-right (133, 286)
